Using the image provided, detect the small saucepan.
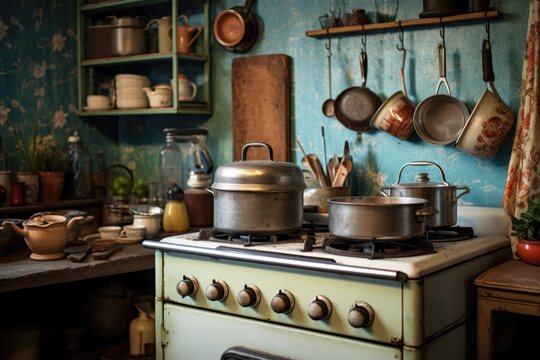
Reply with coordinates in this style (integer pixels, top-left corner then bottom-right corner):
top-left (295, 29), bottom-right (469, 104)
top-left (413, 43), bottom-right (469, 145)
top-left (334, 48), bottom-right (382, 132)
top-left (455, 39), bottom-right (515, 159)
top-left (370, 47), bottom-right (416, 140)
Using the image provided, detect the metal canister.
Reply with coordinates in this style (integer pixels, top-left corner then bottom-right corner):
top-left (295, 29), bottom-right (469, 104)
top-left (108, 16), bottom-right (147, 56)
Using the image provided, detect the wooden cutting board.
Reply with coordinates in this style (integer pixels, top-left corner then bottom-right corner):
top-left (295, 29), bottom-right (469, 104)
top-left (232, 54), bottom-right (291, 161)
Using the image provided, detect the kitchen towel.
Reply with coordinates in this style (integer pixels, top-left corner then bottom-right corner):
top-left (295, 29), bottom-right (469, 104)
top-left (503, 0), bottom-right (540, 258)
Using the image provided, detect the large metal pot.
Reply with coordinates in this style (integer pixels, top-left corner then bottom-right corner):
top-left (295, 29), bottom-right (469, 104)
top-left (208, 143), bottom-right (306, 234)
top-left (108, 16), bottom-right (147, 56)
top-left (328, 196), bottom-right (438, 241)
top-left (380, 161), bottom-right (470, 227)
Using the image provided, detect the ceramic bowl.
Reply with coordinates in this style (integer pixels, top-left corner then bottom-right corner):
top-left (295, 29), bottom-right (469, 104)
top-left (116, 96), bottom-right (148, 109)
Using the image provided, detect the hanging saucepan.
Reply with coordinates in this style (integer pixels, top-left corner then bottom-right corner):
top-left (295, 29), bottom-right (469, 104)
top-left (413, 43), bottom-right (469, 145)
top-left (214, 0), bottom-right (258, 53)
top-left (379, 161), bottom-right (470, 227)
top-left (334, 48), bottom-right (382, 132)
top-left (370, 46), bottom-right (416, 140)
top-left (455, 39), bottom-right (515, 159)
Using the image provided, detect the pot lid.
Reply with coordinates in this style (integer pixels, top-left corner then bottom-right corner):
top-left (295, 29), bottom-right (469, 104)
top-left (213, 159), bottom-right (306, 192)
top-left (393, 172), bottom-right (454, 188)
top-left (24, 213), bottom-right (67, 228)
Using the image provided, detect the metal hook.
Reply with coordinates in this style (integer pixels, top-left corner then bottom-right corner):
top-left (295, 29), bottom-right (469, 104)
top-left (324, 28), bottom-right (332, 55)
top-left (397, 21), bottom-right (404, 51)
top-left (361, 29), bottom-right (366, 51)
top-left (439, 20), bottom-right (445, 48)
top-left (484, 14), bottom-right (491, 41)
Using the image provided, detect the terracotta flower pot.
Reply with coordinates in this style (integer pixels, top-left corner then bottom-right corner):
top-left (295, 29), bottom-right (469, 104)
top-left (39, 171), bottom-right (65, 202)
top-left (517, 238), bottom-right (540, 266)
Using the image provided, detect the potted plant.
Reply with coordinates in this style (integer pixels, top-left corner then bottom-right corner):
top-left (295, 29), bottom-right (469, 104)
top-left (511, 198), bottom-right (540, 266)
top-left (34, 134), bottom-right (70, 202)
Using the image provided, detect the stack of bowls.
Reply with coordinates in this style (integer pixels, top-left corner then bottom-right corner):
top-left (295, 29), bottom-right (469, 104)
top-left (115, 74), bottom-right (151, 109)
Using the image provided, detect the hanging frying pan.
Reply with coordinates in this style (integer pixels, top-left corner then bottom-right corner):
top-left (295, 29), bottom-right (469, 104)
top-left (334, 48), bottom-right (382, 132)
top-left (413, 43), bottom-right (469, 145)
top-left (214, 0), bottom-right (258, 53)
top-left (455, 39), bottom-right (515, 159)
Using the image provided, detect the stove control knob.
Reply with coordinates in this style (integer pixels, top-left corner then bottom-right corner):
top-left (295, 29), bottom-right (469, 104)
top-left (348, 301), bottom-right (375, 328)
top-left (237, 284), bottom-right (261, 308)
top-left (205, 279), bottom-right (229, 302)
top-left (307, 295), bottom-right (332, 321)
top-left (271, 289), bottom-right (295, 314)
top-left (177, 275), bottom-right (199, 298)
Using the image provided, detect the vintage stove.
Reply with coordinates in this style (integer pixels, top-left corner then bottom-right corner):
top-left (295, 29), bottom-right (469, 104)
top-left (143, 206), bottom-right (511, 360)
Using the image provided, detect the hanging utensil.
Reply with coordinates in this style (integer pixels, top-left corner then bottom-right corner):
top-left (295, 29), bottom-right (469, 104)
top-left (334, 33), bottom-right (382, 132)
top-left (455, 34), bottom-right (515, 159)
top-left (321, 126), bottom-right (328, 176)
top-left (322, 31), bottom-right (335, 117)
top-left (413, 26), bottom-right (469, 145)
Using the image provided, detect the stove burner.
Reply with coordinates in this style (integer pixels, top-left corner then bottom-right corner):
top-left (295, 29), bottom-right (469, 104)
top-left (197, 228), bottom-right (309, 246)
top-left (324, 237), bottom-right (435, 259)
top-left (426, 226), bottom-right (475, 242)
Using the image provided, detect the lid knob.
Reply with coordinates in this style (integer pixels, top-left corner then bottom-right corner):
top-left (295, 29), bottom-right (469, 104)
top-left (415, 173), bottom-right (430, 183)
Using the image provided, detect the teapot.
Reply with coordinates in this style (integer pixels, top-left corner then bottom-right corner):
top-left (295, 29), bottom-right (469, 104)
top-left (142, 85), bottom-right (172, 108)
top-left (3, 213), bottom-right (84, 260)
top-left (169, 15), bottom-right (202, 54)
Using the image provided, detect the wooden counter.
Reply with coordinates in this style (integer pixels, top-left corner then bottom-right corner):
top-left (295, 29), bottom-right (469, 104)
top-left (0, 242), bottom-right (155, 293)
top-left (475, 259), bottom-right (540, 359)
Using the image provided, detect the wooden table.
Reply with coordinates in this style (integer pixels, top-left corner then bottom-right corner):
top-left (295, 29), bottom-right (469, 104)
top-left (475, 259), bottom-right (540, 359)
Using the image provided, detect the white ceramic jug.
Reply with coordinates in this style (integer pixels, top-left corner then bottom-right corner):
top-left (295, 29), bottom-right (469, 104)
top-left (145, 16), bottom-right (172, 53)
top-left (171, 74), bottom-right (197, 101)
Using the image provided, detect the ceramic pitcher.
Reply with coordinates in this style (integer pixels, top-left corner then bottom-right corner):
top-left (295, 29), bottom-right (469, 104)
top-left (171, 74), bottom-right (197, 101)
top-left (170, 15), bottom-right (202, 54)
top-left (145, 16), bottom-right (172, 53)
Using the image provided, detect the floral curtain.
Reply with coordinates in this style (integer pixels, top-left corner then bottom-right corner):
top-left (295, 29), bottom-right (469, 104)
top-left (503, 0), bottom-right (540, 257)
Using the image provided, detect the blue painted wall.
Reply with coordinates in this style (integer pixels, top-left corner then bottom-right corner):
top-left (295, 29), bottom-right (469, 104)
top-left (0, 0), bottom-right (530, 207)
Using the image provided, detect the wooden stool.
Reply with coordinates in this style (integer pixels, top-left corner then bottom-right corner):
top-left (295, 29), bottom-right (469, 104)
top-left (475, 259), bottom-right (540, 359)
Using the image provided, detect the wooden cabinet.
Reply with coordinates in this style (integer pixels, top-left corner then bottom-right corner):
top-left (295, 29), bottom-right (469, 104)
top-left (77, 0), bottom-right (211, 116)
top-left (475, 259), bottom-right (540, 359)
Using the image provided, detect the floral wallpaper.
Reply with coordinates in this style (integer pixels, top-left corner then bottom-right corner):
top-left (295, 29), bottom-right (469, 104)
top-left (0, 0), bottom-right (118, 176)
top-left (0, 0), bottom-right (531, 208)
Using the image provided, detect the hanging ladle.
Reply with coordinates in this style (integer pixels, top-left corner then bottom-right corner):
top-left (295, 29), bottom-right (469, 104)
top-left (322, 30), bottom-right (335, 117)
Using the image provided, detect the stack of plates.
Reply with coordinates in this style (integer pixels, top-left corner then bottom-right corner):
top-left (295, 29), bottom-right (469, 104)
top-left (115, 74), bottom-right (150, 109)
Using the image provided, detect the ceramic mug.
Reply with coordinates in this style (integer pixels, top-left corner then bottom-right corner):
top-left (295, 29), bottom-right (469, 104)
top-left (0, 171), bottom-right (11, 206)
top-left (132, 214), bottom-right (161, 239)
top-left (16, 172), bottom-right (38, 204)
top-left (171, 74), bottom-right (197, 101)
top-left (120, 224), bottom-right (146, 239)
top-left (98, 226), bottom-right (122, 239)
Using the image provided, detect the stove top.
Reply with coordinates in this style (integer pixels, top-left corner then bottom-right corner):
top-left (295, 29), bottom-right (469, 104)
top-left (156, 206), bottom-right (511, 279)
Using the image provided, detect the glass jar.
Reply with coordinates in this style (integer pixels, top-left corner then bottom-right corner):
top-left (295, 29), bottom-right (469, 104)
top-left (66, 132), bottom-right (92, 199)
top-left (159, 129), bottom-right (183, 206)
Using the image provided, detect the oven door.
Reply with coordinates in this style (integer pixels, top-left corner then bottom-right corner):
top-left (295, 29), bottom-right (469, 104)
top-left (160, 304), bottom-right (402, 360)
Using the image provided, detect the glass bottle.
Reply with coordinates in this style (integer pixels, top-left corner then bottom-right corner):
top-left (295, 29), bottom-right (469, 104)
top-left (159, 130), bottom-right (183, 206)
top-left (184, 173), bottom-right (213, 228)
top-left (66, 131), bottom-right (92, 198)
top-left (163, 184), bottom-right (189, 233)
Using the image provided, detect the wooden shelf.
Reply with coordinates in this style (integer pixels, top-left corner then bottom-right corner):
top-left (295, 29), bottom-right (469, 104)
top-left (0, 198), bottom-right (103, 216)
top-left (306, 10), bottom-right (502, 38)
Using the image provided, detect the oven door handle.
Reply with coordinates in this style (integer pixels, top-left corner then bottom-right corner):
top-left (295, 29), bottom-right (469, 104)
top-left (221, 346), bottom-right (288, 360)
top-left (142, 240), bottom-right (407, 281)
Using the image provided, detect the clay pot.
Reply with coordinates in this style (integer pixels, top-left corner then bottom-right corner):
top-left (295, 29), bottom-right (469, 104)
top-left (39, 171), bottom-right (65, 202)
top-left (517, 239), bottom-right (540, 266)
